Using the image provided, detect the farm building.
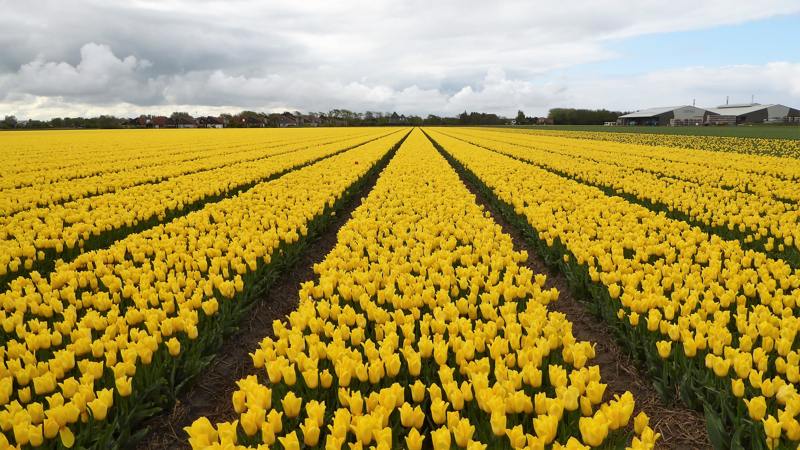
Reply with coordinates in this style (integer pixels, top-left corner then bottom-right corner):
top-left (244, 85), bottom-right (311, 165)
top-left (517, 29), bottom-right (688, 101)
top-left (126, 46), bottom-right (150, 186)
top-left (707, 103), bottom-right (800, 124)
top-left (617, 105), bottom-right (714, 126)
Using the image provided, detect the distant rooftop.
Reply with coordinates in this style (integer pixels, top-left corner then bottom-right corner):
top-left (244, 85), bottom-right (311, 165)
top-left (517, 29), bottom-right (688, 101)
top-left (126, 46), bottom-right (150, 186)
top-left (716, 103), bottom-right (762, 109)
top-left (619, 105), bottom-right (692, 118)
top-left (708, 103), bottom-right (778, 115)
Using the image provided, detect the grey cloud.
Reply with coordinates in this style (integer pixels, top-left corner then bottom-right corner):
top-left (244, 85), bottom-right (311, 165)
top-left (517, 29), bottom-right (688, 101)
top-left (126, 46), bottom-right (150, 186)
top-left (1, 0), bottom-right (799, 118)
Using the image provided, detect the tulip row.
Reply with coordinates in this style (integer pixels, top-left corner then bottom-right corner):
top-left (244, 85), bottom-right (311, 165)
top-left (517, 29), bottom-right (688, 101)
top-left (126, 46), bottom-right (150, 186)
top-left (0, 128), bottom-right (334, 188)
top-left (426, 128), bottom-right (800, 449)
top-left (505, 128), bottom-right (800, 159)
top-left (0, 130), bottom-right (408, 449)
top-left (457, 127), bottom-right (800, 200)
top-left (0, 129), bottom-right (400, 287)
top-left (438, 128), bottom-right (800, 269)
top-left (1, 130), bottom-right (224, 180)
top-left (0, 129), bottom-right (381, 216)
top-left (187, 129), bottom-right (657, 450)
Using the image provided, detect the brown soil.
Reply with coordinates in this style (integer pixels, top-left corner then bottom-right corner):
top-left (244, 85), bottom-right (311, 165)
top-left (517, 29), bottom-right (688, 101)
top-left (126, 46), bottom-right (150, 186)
top-left (135, 156), bottom-right (388, 450)
top-left (434, 141), bottom-right (711, 450)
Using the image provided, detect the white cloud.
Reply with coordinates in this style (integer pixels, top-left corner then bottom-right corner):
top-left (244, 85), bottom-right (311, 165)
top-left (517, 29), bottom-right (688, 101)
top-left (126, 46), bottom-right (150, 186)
top-left (3, 61), bottom-right (800, 120)
top-left (4, 43), bottom-right (159, 105)
top-left (0, 0), bottom-right (799, 118)
top-left (562, 62), bottom-right (800, 111)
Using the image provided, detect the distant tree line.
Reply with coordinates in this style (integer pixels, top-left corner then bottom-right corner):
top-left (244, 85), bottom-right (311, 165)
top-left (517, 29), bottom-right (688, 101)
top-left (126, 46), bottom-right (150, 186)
top-left (546, 108), bottom-right (626, 125)
top-left (2, 115), bottom-right (127, 129)
top-left (1, 107), bottom-right (627, 129)
top-left (1, 110), bottom-right (509, 129)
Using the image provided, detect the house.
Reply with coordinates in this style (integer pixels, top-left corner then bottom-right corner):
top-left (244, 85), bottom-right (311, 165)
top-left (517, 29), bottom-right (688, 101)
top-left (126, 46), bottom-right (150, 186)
top-left (196, 116), bottom-right (224, 128)
top-left (151, 116), bottom-right (168, 128)
top-left (277, 112), bottom-right (298, 127)
top-left (388, 112), bottom-right (407, 125)
top-left (300, 114), bottom-right (320, 127)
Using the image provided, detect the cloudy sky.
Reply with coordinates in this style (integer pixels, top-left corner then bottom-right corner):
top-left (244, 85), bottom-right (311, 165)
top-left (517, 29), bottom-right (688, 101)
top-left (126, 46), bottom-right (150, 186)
top-left (2, 0), bottom-right (800, 119)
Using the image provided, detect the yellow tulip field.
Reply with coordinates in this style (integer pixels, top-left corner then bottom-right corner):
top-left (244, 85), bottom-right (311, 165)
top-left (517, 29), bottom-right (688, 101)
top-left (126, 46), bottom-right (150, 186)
top-left (1, 126), bottom-right (798, 449)
top-left (186, 130), bottom-right (652, 450)
top-left (426, 127), bottom-right (800, 450)
top-left (0, 128), bottom-right (405, 448)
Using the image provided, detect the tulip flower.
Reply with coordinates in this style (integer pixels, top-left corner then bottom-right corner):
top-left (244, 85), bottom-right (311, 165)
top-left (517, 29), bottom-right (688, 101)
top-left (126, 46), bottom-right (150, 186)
top-left (278, 431), bottom-right (300, 450)
top-left (300, 418), bottom-right (321, 446)
top-left (431, 399), bottom-right (448, 425)
top-left (745, 396), bottom-right (767, 421)
top-left (404, 428), bottom-right (424, 450)
top-left (506, 424), bottom-right (526, 448)
top-left (452, 418), bottom-right (475, 447)
top-left (579, 414), bottom-right (609, 447)
top-left (490, 412), bottom-right (507, 436)
top-left (533, 414), bottom-right (558, 444)
top-left (281, 392), bottom-right (302, 419)
top-left (432, 426), bottom-right (451, 450)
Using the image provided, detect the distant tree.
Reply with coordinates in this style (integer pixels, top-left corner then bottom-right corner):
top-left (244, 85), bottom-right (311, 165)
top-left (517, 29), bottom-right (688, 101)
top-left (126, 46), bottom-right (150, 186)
top-left (95, 115), bottom-right (124, 128)
top-left (516, 110), bottom-right (527, 125)
top-left (406, 115), bottom-right (424, 126)
top-left (219, 113), bottom-right (233, 126)
top-left (424, 115), bottom-right (443, 125)
top-left (169, 112), bottom-right (195, 126)
top-left (232, 110), bottom-right (265, 127)
top-left (1, 115), bottom-right (18, 129)
top-left (547, 108), bottom-right (623, 125)
top-left (456, 111), bottom-right (506, 126)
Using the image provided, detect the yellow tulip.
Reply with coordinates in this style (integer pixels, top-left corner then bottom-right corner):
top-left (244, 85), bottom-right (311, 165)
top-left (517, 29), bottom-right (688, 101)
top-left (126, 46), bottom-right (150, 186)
top-left (452, 418), bottom-right (475, 447)
top-left (267, 409), bottom-right (283, 434)
top-left (763, 415), bottom-right (781, 440)
top-left (278, 431), bottom-right (300, 450)
top-left (166, 337), bottom-right (181, 356)
top-left (431, 399), bottom-right (448, 425)
top-left (281, 392), bottom-right (302, 419)
top-left (505, 424), bottom-right (526, 448)
top-left (745, 396), bottom-right (767, 421)
top-left (59, 426), bottom-right (75, 449)
top-left (467, 440), bottom-right (487, 450)
top-left (325, 435), bottom-right (344, 450)
top-left (633, 412), bottom-right (649, 435)
top-left (579, 413), bottom-right (609, 447)
top-left (405, 428), bottom-right (424, 450)
top-left (731, 379), bottom-right (745, 398)
top-left (300, 418), bottom-right (320, 446)
top-left (432, 426), bottom-right (451, 450)
top-left (320, 370), bottom-right (333, 389)
top-left (532, 414), bottom-right (558, 444)
top-left (88, 398), bottom-right (109, 421)
top-left (490, 412), bottom-right (507, 436)
top-left (411, 380), bottom-right (427, 403)
top-left (656, 341), bottom-right (671, 359)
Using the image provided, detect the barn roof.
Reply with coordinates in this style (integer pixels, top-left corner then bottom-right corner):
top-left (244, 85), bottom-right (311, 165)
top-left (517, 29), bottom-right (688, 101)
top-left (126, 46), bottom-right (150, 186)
top-left (708, 103), bottom-right (775, 116)
top-left (619, 106), bottom-right (691, 118)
